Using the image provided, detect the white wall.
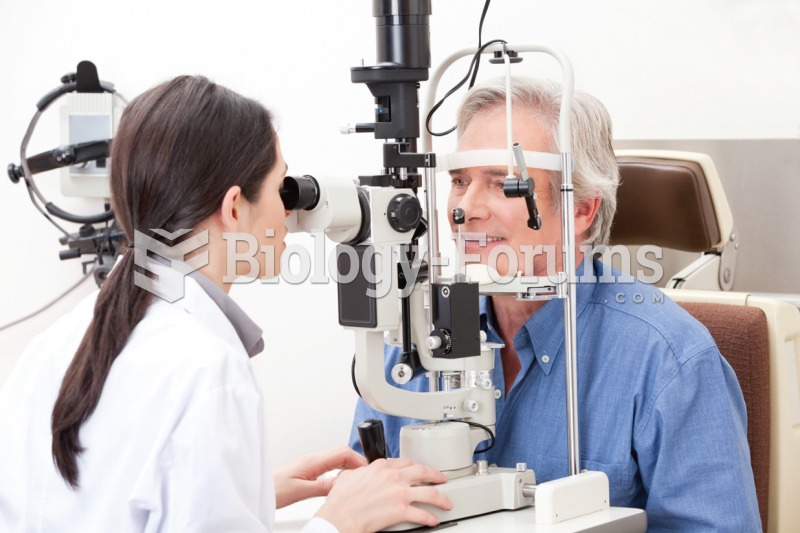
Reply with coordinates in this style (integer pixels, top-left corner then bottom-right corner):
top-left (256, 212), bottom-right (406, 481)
top-left (1, 0), bottom-right (798, 467)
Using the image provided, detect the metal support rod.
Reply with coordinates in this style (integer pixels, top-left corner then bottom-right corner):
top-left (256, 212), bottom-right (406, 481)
top-left (429, 370), bottom-right (441, 392)
top-left (521, 483), bottom-right (537, 499)
top-left (560, 153), bottom-right (580, 476)
top-left (423, 165), bottom-right (440, 284)
top-left (423, 165), bottom-right (441, 394)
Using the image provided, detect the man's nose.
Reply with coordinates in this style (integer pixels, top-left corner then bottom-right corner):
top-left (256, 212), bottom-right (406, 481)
top-left (454, 184), bottom-right (490, 222)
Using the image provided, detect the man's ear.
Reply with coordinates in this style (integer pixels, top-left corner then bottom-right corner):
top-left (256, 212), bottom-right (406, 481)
top-left (575, 196), bottom-right (602, 240)
top-left (219, 185), bottom-right (243, 232)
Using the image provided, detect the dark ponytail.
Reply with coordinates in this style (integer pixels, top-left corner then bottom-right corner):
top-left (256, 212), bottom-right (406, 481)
top-left (51, 250), bottom-right (151, 486)
top-left (51, 76), bottom-right (278, 488)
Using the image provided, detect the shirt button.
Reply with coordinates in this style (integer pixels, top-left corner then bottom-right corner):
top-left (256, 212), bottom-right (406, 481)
top-left (541, 355), bottom-right (550, 364)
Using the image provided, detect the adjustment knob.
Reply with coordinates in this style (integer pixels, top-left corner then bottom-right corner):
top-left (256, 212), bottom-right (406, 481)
top-left (387, 193), bottom-right (421, 233)
top-left (357, 419), bottom-right (388, 463)
top-left (7, 163), bottom-right (22, 184)
top-left (426, 336), bottom-right (442, 350)
top-left (427, 329), bottom-right (452, 355)
top-left (391, 363), bottom-right (413, 385)
top-left (79, 224), bottom-right (96, 237)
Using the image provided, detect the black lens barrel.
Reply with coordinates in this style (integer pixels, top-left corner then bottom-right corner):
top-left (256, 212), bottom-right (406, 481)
top-left (373, 0), bottom-right (431, 69)
top-left (281, 175), bottom-right (320, 211)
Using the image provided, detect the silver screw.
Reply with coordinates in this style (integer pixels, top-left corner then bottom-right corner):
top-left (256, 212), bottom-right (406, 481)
top-left (477, 377), bottom-right (492, 390)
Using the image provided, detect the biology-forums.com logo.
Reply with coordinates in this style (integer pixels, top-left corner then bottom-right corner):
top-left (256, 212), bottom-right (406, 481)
top-left (131, 228), bottom-right (665, 302)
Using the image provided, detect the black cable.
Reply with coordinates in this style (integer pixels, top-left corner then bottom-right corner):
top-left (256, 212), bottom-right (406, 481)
top-left (425, 39), bottom-right (506, 137)
top-left (478, 0), bottom-right (490, 47)
top-left (468, 0), bottom-right (492, 88)
top-left (426, 0), bottom-right (500, 137)
top-left (461, 419), bottom-right (496, 454)
top-left (0, 267), bottom-right (94, 332)
top-left (23, 179), bottom-right (71, 237)
top-left (351, 355), bottom-right (362, 398)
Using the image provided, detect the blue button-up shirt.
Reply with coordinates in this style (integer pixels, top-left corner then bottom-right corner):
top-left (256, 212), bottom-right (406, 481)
top-left (349, 260), bottom-right (761, 531)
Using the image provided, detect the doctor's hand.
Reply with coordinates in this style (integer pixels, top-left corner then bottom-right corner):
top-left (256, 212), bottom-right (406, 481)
top-left (315, 457), bottom-right (452, 533)
top-left (274, 446), bottom-right (367, 509)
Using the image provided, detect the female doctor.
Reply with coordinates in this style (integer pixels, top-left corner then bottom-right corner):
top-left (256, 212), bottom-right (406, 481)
top-left (0, 76), bottom-right (451, 532)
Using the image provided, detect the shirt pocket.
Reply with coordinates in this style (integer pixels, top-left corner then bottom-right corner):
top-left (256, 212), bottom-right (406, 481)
top-left (580, 457), bottom-right (639, 507)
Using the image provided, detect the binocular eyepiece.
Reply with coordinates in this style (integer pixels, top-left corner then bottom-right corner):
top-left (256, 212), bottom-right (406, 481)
top-left (280, 175), bottom-right (321, 211)
top-left (280, 175), bottom-right (371, 246)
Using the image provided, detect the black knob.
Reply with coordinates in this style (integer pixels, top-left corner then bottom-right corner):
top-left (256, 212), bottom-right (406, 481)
top-left (452, 207), bottom-right (465, 225)
top-left (79, 224), bottom-right (96, 237)
top-left (503, 177), bottom-right (534, 198)
top-left (59, 249), bottom-right (81, 261)
top-left (357, 418), bottom-right (388, 463)
top-left (387, 193), bottom-right (421, 233)
top-left (7, 163), bottom-right (22, 184)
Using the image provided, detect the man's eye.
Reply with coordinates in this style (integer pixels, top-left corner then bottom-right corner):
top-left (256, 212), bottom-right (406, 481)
top-left (451, 177), bottom-right (468, 187)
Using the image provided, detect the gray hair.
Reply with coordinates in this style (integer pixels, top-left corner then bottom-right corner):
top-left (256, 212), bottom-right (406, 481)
top-left (456, 76), bottom-right (619, 247)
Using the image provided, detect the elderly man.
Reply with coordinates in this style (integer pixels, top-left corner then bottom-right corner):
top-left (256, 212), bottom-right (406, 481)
top-left (349, 76), bottom-right (761, 531)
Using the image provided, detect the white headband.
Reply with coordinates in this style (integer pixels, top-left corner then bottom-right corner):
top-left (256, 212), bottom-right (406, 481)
top-left (435, 149), bottom-right (562, 172)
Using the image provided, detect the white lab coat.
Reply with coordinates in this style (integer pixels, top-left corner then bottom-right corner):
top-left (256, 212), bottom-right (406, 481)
top-left (0, 276), bottom-right (335, 533)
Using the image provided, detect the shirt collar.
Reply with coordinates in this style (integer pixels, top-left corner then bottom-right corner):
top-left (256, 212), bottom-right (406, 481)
top-left (480, 257), bottom-right (598, 376)
top-left (188, 271), bottom-right (265, 357)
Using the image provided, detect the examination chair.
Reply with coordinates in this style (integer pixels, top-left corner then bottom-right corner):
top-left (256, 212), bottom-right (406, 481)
top-left (663, 289), bottom-right (800, 533)
top-left (612, 150), bottom-right (738, 290)
top-left (607, 149), bottom-right (799, 530)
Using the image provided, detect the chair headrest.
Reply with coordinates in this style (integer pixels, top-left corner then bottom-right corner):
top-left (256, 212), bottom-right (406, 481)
top-left (610, 150), bottom-right (733, 252)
